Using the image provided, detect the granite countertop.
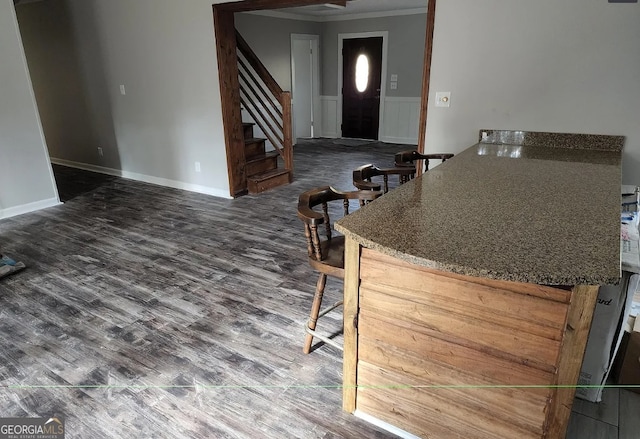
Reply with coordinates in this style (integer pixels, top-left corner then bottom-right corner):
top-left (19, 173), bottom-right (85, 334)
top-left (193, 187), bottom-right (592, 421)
top-left (335, 131), bottom-right (624, 286)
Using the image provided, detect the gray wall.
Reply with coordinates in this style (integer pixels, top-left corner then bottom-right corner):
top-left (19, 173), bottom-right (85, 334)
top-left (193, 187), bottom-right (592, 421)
top-left (235, 13), bottom-right (427, 98)
top-left (0, 0), bottom-right (59, 218)
top-left (427, 0), bottom-right (640, 185)
top-left (16, 0), bottom-right (233, 197)
top-left (235, 13), bottom-right (322, 92)
top-left (12, 2), bottom-right (426, 203)
top-left (16, 0), bottom-right (98, 166)
top-left (321, 14), bottom-right (426, 97)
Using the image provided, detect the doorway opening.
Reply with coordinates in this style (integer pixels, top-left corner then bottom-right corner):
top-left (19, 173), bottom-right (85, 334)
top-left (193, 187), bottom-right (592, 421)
top-left (291, 34), bottom-right (321, 144)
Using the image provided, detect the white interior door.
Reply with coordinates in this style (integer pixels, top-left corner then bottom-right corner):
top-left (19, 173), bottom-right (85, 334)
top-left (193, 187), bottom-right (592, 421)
top-left (291, 35), bottom-right (320, 142)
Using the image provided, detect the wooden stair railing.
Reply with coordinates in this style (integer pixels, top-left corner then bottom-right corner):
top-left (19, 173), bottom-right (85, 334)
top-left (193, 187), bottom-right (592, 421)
top-left (235, 30), bottom-right (293, 175)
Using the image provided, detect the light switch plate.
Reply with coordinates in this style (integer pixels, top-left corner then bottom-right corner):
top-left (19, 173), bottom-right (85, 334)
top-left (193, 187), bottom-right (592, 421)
top-left (119, 85), bottom-right (126, 95)
top-left (435, 91), bottom-right (451, 107)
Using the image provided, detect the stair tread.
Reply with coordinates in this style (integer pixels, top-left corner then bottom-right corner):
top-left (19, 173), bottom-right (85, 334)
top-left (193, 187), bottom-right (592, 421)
top-left (246, 151), bottom-right (279, 164)
top-left (244, 137), bottom-right (266, 144)
top-left (242, 122), bottom-right (255, 127)
top-left (247, 168), bottom-right (290, 182)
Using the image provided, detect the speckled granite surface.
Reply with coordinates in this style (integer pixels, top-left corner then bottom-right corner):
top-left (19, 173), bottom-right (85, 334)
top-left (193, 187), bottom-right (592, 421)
top-left (479, 129), bottom-right (624, 151)
top-left (336, 138), bottom-right (623, 286)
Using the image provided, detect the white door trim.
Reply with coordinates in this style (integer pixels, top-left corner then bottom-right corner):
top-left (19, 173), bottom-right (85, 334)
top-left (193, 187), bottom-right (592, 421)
top-left (291, 33), bottom-right (321, 143)
top-left (337, 31), bottom-right (388, 140)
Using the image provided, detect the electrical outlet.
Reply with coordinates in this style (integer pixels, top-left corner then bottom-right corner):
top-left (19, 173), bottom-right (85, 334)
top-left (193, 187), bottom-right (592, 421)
top-left (97, 147), bottom-right (103, 157)
top-left (195, 161), bottom-right (201, 173)
top-left (390, 82), bottom-right (398, 90)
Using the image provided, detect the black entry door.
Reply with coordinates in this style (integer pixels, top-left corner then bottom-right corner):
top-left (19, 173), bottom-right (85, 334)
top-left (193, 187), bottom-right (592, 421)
top-left (342, 37), bottom-right (383, 140)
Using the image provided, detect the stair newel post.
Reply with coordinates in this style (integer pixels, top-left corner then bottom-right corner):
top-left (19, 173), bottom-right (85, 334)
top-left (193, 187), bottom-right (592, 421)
top-left (281, 91), bottom-right (293, 174)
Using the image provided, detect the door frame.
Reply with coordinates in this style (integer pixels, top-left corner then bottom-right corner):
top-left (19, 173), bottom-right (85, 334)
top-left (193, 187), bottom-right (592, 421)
top-left (290, 33), bottom-right (321, 143)
top-left (337, 31), bottom-right (388, 140)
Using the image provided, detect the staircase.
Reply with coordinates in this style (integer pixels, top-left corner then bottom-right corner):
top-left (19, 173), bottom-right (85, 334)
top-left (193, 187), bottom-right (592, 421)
top-left (235, 30), bottom-right (293, 195)
top-left (243, 122), bottom-right (291, 194)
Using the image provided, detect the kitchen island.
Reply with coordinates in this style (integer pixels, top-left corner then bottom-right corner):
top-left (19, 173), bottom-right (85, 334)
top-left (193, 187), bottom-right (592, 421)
top-left (335, 130), bottom-right (624, 439)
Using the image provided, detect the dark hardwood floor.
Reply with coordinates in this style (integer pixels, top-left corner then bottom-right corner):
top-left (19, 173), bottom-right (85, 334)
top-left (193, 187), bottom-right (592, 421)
top-left (1, 139), bottom-right (638, 438)
top-left (0, 140), bottom-right (407, 439)
top-left (51, 164), bottom-right (118, 203)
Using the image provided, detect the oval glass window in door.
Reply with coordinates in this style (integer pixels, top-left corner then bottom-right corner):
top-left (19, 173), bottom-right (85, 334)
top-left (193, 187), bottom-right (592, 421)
top-left (355, 54), bottom-right (369, 93)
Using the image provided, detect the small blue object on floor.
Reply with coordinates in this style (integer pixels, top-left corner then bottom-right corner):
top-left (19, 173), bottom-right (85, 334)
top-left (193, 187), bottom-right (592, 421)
top-left (0, 254), bottom-right (26, 279)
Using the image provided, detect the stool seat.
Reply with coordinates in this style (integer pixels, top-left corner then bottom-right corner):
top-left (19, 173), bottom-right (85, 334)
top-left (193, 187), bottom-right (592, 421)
top-left (308, 235), bottom-right (345, 279)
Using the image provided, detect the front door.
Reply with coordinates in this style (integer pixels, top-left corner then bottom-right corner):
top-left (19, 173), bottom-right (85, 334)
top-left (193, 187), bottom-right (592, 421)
top-left (341, 37), bottom-right (383, 140)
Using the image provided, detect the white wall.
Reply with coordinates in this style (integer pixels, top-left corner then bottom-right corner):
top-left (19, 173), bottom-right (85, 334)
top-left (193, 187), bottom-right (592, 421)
top-left (427, 0), bottom-right (640, 184)
top-left (18, 0), bottom-right (234, 198)
top-left (0, 0), bottom-right (59, 220)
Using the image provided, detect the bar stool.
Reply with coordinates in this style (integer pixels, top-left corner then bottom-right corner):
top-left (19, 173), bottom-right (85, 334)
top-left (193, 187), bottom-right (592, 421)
top-left (352, 163), bottom-right (416, 195)
top-left (395, 150), bottom-right (454, 175)
top-left (297, 186), bottom-right (382, 353)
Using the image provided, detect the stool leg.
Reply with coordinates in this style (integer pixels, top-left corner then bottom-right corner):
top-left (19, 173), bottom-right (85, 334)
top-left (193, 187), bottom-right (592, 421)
top-left (303, 273), bottom-right (327, 354)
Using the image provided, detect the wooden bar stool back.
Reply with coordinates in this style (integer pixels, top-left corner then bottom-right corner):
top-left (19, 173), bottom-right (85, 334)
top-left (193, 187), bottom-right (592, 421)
top-left (352, 163), bottom-right (416, 197)
top-left (297, 186), bottom-right (382, 353)
top-left (394, 150), bottom-right (454, 175)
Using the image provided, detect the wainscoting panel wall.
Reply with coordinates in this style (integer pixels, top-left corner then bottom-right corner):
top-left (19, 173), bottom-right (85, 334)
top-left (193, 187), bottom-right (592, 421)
top-left (380, 96), bottom-right (421, 144)
top-left (319, 96), bottom-right (420, 144)
top-left (320, 96), bottom-right (339, 138)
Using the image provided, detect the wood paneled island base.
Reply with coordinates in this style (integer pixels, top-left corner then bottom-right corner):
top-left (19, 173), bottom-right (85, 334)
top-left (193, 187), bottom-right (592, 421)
top-left (343, 243), bottom-right (599, 439)
top-left (336, 131), bottom-right (624, 438)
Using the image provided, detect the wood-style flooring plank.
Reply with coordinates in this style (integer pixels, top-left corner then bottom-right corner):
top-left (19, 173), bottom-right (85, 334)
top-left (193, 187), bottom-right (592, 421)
top-left (619, 389), bottom-right (640, 439)
top-left (0, 140), bottom-right (407, 439)
top-left (566, 412), bottom-right (618, 439)
top-left (571, 387), bottom-right (619, 427)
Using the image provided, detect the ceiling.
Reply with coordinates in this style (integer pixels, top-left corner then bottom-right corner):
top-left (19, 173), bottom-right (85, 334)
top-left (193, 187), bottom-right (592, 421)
top-left (273, 0), bottom-right (427, 19)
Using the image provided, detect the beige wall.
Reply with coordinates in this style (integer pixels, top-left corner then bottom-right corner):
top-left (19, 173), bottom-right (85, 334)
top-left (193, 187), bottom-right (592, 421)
top-left (427, 0), bottom-right (640, 185)
top-left (0, 0), bottom-right (59, 219)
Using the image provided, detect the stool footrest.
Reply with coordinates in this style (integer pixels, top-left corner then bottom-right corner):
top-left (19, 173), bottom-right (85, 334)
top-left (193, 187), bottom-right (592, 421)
top-left (304, 300), bottom-right (344, 351)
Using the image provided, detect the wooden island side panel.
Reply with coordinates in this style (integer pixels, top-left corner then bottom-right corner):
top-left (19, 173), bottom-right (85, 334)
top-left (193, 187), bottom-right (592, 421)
top-left (345, 247), bottom-right (598, 439)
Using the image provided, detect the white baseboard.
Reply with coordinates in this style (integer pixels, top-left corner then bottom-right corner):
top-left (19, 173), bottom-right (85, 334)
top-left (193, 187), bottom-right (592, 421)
top-left (51, 158), bottom-right (232, 200)
top-left (0, 197), bottom-right (62, 220)
top-left (379, 136), bottom-right (419, 145)
top-left (354, 410), bottom-right (421, 439)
